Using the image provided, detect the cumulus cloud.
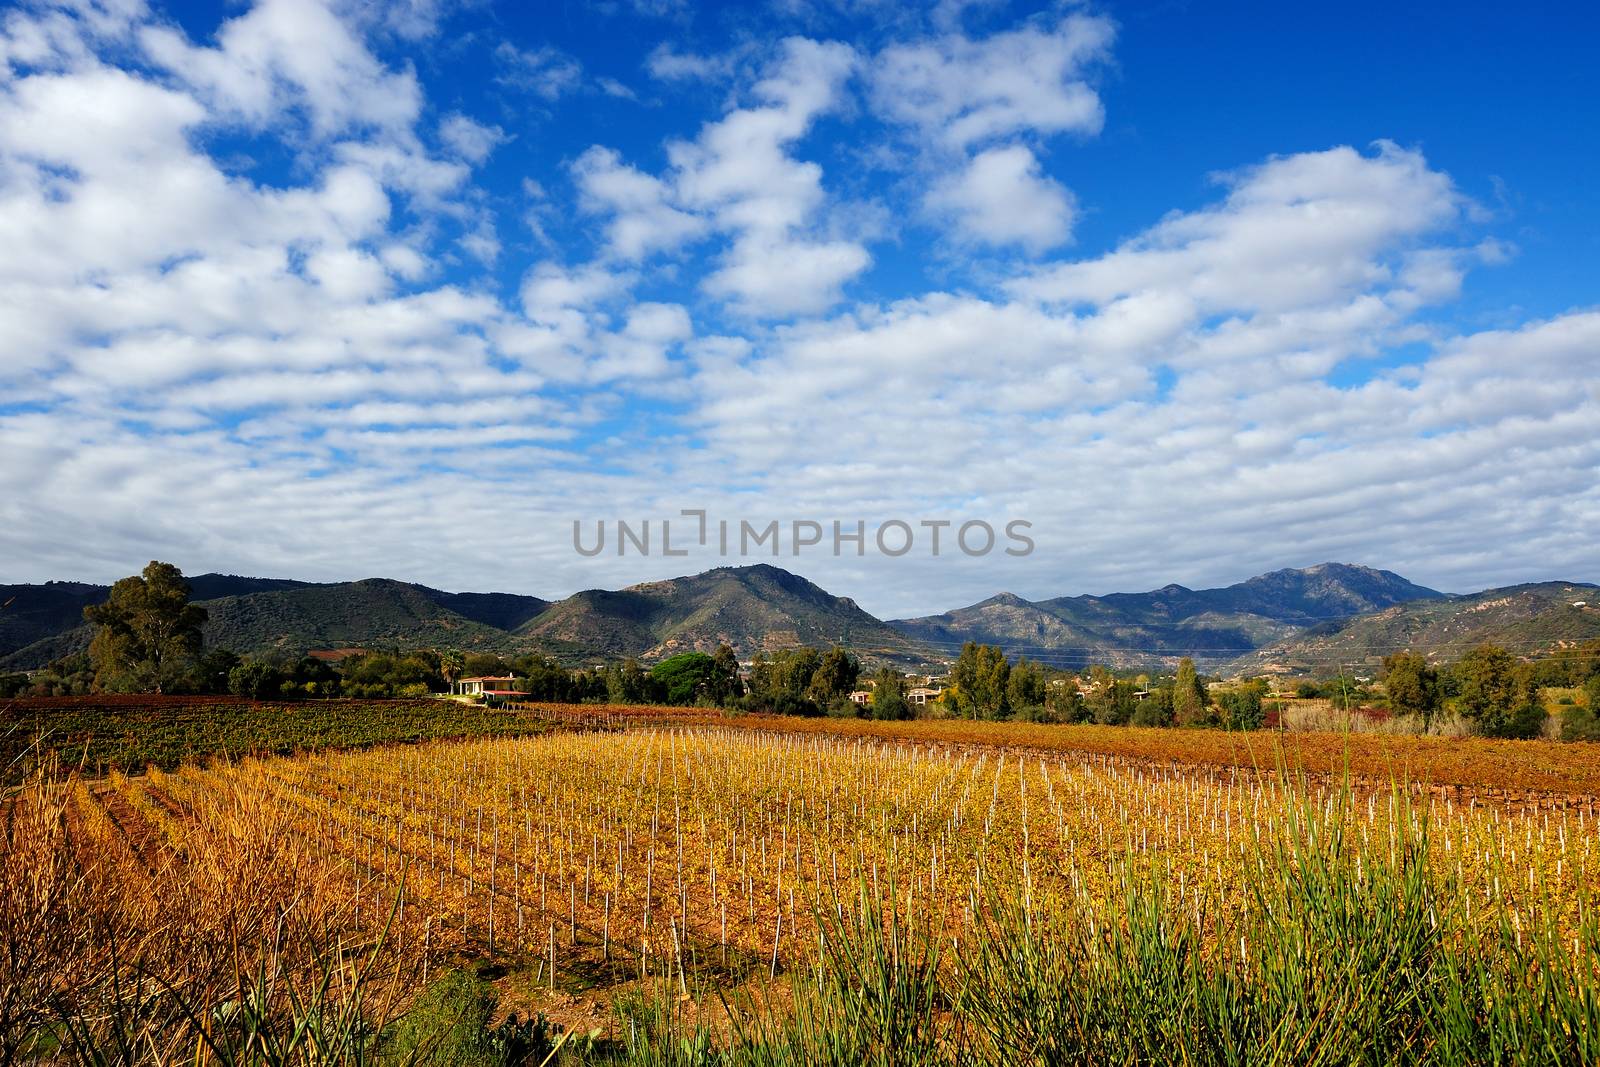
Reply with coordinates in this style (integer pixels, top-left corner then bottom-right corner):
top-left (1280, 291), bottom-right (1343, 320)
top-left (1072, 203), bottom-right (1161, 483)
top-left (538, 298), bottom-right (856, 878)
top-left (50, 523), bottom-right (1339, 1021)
top-left (0, 0), bottom-right (1594, 618)
top-left (667, 37), bottom-right (870, 314)
top-left (571, 145), bottom-right (706, 260)
top-left (0, 0), bottom-right (580, 515)
top-left (870, 14), bottom-right (1113, 149)
top-left (868, 16), bottom-right (1108, 253)
top-left (439, 113), bottom-right (508, 163)
top-left (926, 144), bottom-right (1076, 252)
top-left (576, 36), bottom-right (869, 315)
top-left (140, 0), bottom-right (421, 136)
top-left (1014, 142), bottom-right (1464, 315)
top-left (644, 41), bottom-right (752, 82)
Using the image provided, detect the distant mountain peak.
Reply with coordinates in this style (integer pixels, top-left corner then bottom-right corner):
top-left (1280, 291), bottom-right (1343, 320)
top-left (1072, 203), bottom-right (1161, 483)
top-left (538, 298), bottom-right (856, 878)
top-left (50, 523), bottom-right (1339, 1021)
top-left (520, 562), bottom-right (917, 663)
top-left (1236, 579), bottom-right (1600, 674)
top-left (889, 563), bottom-right (1448, 671)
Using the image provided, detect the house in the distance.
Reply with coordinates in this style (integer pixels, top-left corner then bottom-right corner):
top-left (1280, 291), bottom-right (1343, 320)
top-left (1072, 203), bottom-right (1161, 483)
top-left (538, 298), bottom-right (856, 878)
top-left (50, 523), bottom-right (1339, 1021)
top-left (907, 686), bottom-right (942, 707)
top-left (848, 690), bottom-right (872, 706)
top-left (453, 675), bottom-right (521, 697)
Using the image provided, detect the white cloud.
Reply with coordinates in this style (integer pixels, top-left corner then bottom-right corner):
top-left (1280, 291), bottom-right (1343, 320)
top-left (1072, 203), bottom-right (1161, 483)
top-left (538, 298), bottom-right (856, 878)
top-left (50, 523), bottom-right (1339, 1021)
top-left (596, 76), bottom-right (637, 99)
top-left (702, 236), bottom-right (870, 316)
top-left (868, 17), bottom-right (1107, 254)
top-left (140, 0), bottom-right (421, 136)
top-left (571, 145), bottom-right (706, 260)
top-left (567, 36), bottom-right (871, 314)
top-left (0, 0), bottom-right (1594, 619)
top-left (439, 113), bottom-right (508, 163)
top-left (347, 0), bottom-right (457, 41)
top-left (926, 144), bottom-right (1075, 253)
top-left (645, 42), bottom-right (740, 82)
top-left (494, 41), bottom-right (582, 100)
top-left (667, 37), bottom-right (870, 314)
top-left (520, 261), bottom-right (634, 324)
top-left (1012, 143), bottom-right (1464, 317)
top-left (870, 14), bottom-right (1112, 149)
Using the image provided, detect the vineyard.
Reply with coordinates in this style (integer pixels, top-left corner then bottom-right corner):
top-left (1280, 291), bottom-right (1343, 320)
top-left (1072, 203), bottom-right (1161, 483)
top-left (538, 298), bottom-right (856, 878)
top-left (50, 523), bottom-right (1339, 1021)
top-left (521, 702), bottom-right (1600, 799)
top-left (5, 705), bottom-right (1600, 1064)
top-left (0, 696), bottom-right (556, 784)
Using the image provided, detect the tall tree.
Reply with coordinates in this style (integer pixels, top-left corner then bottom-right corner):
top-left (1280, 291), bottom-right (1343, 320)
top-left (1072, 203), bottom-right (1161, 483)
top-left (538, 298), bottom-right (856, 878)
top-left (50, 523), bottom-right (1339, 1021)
top-left (84, 561), bottom-right (207, 693)
top-left (1381, 651), bottom-right (1441, 730)
top-left (1047, 677), bottom-right (1087, 723)
top-left (1090, 678), bottom-right (1137, 725)
top-left (649, 652), bottom-right (719, 705)
top-left (710, 643), bottom-right (743, 704)
top-left (869, 667), bottom-right (908, 720)
top-left (1173, 657), bottom-right (1208, 725)
top-left (606, 658), bottom-right (651, 703)
top-left (1131, 685), bottom-right (1175, 727)
top-left (438, 649), bottom-right (466, 687)
top-left (1454, 644), bottom-right (1540, 737)
top-left (1006, 658), bottom-right (1046, 716)
top-left (777, 648), bottom-right (824, 698)
top-left (1218, 680), bottom-right (1268, 730)
top-left (807, 646), bottom-right (860, 704)
top-left (951, 642), bottom-right (1011, 719)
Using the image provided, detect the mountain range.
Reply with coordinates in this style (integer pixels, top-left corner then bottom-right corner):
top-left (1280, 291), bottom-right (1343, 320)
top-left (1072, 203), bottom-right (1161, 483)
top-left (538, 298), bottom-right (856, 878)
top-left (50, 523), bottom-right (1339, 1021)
top-left (2, 562), bottom-right (1594, 676)
top-left (0, 564), bottom-right (910, 670)
top-left (889, 563), bottom-right (1445, 670)
top-left (1228, 581), bottom-right (1600, 674)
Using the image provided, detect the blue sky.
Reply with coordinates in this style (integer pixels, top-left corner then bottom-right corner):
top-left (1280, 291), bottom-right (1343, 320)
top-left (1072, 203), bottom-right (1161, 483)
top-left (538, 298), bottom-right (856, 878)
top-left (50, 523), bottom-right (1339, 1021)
top-left (1, 0), bottom-right (1596, 616)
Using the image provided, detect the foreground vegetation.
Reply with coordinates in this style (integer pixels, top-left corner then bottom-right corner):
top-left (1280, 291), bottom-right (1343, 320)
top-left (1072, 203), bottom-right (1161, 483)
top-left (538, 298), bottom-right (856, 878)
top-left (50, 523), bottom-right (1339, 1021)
top-left (5, 725), bottom-right (1598, 1064)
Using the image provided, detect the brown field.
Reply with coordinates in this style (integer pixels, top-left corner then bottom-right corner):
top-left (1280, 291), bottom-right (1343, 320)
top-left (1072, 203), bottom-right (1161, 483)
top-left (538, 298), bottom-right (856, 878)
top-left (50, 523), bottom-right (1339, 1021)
top-left (7, 699), bottom-right (1600, 1061)
top-left (520, 702), bottom-right (1600, 801)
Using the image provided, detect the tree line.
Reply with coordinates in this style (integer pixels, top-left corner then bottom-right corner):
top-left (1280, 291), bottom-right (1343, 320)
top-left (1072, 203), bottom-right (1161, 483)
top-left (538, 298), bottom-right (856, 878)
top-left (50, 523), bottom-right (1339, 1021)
top-left (939, 641), bottom-right (1268, 729)
top-left (1374, 645), bottom-right (1600, 740)
top-left (4, 563), bottom-right (1597, 742)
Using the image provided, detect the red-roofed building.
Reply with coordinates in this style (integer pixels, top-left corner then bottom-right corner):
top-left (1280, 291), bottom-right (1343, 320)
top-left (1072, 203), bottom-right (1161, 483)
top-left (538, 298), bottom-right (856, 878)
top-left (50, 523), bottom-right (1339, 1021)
top-left (453, 675), bottom-right (521, 697)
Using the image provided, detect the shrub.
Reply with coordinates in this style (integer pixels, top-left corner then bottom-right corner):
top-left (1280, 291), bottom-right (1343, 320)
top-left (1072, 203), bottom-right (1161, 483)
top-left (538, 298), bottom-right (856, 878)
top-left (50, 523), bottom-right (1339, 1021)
top-left (382, 969), bottom-right (492, 1064)
top-left (1560, 705), bottom-right (1600, 742)
top-left (1479, 703), bottom-right (1548, 740)
top-left (1014, 703), bottom-right (1059, 724)
top-left (770, 692), bottom-right (821, 717)
top-left (1218, 685), bottom-right (1266, 730)
top-left (1130, 700), bottom-right (1172, 728)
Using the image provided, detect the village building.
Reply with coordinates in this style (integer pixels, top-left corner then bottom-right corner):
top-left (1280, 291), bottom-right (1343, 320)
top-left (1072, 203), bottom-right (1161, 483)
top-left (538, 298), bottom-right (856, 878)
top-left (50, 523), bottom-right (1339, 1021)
top-left (452, 675), bottom-right (521, 697)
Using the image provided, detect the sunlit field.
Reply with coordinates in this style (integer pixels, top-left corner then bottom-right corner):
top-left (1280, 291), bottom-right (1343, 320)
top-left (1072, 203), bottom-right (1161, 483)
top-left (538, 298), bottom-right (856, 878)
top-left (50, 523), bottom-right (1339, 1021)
top-left (7, 706), bottom-right (1600, 1064)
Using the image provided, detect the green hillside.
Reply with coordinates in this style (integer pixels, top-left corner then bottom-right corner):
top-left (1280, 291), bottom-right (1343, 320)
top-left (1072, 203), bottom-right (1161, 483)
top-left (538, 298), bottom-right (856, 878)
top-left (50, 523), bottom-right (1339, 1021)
top-left (0, 576), bottom-right (544, 668)
top-left (1, 564), bottom-right (922, 669)
top-left (0, 581), bottom-right (106, 660)
top-left (1230, 582), bottom-right (1600, 675)
top-left (890, 563), bottom-right (1442, 669)
top-left (519, 564), bottom-right (923, 663)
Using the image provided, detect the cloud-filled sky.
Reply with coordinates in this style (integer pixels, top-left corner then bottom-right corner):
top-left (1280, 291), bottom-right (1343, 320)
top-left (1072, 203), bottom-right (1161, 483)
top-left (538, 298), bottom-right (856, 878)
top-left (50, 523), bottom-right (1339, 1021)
top-left (1, 0), bottom-right (1597, 618)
